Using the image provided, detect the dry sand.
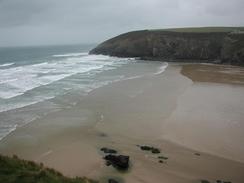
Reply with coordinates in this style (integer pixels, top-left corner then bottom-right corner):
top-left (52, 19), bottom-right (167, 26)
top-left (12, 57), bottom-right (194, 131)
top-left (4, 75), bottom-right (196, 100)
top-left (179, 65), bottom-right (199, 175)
top-left (0, 64), bottom-right (244, 183)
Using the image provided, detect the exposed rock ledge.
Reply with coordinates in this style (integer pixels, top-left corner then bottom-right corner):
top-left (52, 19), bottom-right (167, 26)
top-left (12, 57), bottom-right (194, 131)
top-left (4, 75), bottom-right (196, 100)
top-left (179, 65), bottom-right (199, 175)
top-left (90, 27), bottom-right (244, 66)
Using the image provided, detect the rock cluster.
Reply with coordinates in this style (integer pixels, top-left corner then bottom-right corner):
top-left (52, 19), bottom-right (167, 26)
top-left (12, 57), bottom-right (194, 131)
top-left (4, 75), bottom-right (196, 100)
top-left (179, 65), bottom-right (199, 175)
top-left (138, 145), bottom-right (161, 154)
top-left (104, 154), bottom-right (130, 170)
top-left (100, 147), bottom-right (130, 171)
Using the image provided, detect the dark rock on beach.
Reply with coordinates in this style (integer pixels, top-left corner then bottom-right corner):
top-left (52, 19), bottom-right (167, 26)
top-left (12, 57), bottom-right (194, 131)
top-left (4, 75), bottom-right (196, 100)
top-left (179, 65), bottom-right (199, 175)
top-left (104, 154), bottom-right (129, 170)
top-left (108, 179), bottom-right (119, 183)
top-left (98, 132), bottom-right (108, 137)
top-left (106, 161), bottom-right (112, 166)
top-left (158, 156), bottom-right (168, 160)
top-left (140, 145), bottom-right (153, 151)
top-left (139, 145), bottom-right (161, 154)
top-left (216, 180), bottom-right (232, 183)
top-left (101, 147), bottom-right (117, 154)
top-left (158, 160), bottom-right (164, 163)
top-left (151, 148), bottom-right (161, 154)
top-left (201, 180), bottom-right (210, 183)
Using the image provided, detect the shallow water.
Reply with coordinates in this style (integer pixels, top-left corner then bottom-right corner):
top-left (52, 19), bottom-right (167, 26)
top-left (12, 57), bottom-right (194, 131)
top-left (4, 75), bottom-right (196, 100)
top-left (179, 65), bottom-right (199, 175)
top-left (0, 44), bottom-right (167, 140)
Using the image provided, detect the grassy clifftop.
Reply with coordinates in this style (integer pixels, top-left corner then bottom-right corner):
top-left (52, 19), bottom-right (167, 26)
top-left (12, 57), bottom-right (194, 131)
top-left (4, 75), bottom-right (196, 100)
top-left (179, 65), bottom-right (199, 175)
top-left (151, 27), bottom-right (244, 33)
top-left (0, 154), bottom-right (96, 183)
top-left (90, 27), bottom-right (244, 66)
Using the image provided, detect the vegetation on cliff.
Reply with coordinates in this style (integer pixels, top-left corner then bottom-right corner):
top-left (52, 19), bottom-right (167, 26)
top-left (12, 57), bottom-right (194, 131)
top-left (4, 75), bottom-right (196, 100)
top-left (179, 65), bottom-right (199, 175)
top-left (0, 154), bottom-right (96, 183)
top-left (90, 27), bottom-right (244, 66)
top-left (153, 27), bottom-right (244, 33)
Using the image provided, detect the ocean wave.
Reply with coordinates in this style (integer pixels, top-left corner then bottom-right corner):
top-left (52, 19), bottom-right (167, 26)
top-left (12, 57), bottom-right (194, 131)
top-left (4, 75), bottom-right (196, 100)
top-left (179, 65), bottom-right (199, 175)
top-left (0, 94), bottom-right (56, 113)
top-left (0, 63), bottom-right (14, 67)
top-left (0, 54), bottom-right (129, 100)
top-left (0, 124), bottom-right (17, 141)
top-left (154, 62), bottom-right (168, 75)
top-left (52, 52), bottom-right (89, 57)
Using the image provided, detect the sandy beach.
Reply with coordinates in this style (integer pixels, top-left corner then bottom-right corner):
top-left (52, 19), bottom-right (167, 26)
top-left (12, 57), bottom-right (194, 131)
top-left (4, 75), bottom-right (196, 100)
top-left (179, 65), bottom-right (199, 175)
top-left (0, 63), bottom-right (244, 183)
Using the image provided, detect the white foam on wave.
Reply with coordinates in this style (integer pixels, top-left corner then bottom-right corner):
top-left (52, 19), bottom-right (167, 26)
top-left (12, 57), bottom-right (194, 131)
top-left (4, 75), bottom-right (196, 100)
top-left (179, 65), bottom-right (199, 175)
top-left (0, 63), bottom-right (14, 67)
top-left (52, 52), bottom-right (89, 57)
top-left (0, 54), bottom-right (126, 99)
top-left (154, 62), bottom-right (168, 75)
top-left (0, 124), bottom-right (17, 141)
top-left (0, 95), bottom-right (56, 113)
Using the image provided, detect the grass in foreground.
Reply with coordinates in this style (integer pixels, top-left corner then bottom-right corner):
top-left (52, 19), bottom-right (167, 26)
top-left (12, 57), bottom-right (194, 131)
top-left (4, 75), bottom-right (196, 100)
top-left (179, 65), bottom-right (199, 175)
top-left (0, 154), bottom-right (97, 183)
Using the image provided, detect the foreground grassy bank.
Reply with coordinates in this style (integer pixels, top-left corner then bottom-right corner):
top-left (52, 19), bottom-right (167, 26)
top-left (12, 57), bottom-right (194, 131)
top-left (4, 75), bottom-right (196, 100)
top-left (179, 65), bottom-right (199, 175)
top-left (0, 154), bottom-right (97, 183)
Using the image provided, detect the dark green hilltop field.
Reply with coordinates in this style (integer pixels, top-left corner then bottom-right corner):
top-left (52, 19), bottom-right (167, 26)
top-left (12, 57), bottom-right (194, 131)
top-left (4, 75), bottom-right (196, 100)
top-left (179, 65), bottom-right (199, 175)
top-left (152, 27), bottom-right (244, 32)
top-left (0, 154), bottom-right (96, 183)
top-left (90, 27), bottom-right (244, 66)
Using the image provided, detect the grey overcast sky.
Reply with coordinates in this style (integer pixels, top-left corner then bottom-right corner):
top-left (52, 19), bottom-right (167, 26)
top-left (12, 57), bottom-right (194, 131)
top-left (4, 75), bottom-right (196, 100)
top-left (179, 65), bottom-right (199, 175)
top-left (0, 0), bottom-right (244, 47)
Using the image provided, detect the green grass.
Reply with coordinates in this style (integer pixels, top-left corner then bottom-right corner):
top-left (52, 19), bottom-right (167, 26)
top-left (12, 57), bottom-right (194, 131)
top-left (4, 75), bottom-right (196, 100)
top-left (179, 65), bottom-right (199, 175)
top-left (0, 154), bottom-right (97, 183)
top-left (150, 27), bottom-right (244, 33)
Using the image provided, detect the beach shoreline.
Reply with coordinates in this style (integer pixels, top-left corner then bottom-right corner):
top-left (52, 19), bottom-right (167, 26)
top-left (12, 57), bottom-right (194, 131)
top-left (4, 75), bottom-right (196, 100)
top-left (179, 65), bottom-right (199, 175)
top-left (0, 63), bottom-right (244, 183)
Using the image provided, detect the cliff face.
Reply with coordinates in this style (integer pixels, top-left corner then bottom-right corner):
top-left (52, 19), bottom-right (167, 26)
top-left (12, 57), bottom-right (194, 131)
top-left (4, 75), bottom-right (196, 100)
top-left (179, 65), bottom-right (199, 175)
top-left (90, 29), bottom-right (244, 66)
top-left (221, 33), bottom-right (244, 66)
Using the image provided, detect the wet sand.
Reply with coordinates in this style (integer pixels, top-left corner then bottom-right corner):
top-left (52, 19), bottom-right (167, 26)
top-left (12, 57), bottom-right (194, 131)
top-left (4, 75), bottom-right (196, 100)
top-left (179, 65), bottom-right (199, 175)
top-left (0, 64), bottom-right (244, 183)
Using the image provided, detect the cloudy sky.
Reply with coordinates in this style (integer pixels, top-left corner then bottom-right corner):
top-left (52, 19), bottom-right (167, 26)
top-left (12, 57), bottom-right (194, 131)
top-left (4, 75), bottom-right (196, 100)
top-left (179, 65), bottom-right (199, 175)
top-left (0, 0), bottom-right (243, 47)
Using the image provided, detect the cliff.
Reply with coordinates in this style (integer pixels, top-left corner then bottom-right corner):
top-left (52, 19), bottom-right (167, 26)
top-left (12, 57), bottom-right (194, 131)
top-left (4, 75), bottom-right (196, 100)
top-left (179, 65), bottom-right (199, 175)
top-left (90, 27), bottom-right (244, 66)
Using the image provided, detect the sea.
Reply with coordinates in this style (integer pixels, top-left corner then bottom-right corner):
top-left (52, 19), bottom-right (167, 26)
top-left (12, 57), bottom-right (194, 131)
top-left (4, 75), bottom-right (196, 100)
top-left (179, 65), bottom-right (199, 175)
top-left (0, 44), bottom-right (167, 141)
